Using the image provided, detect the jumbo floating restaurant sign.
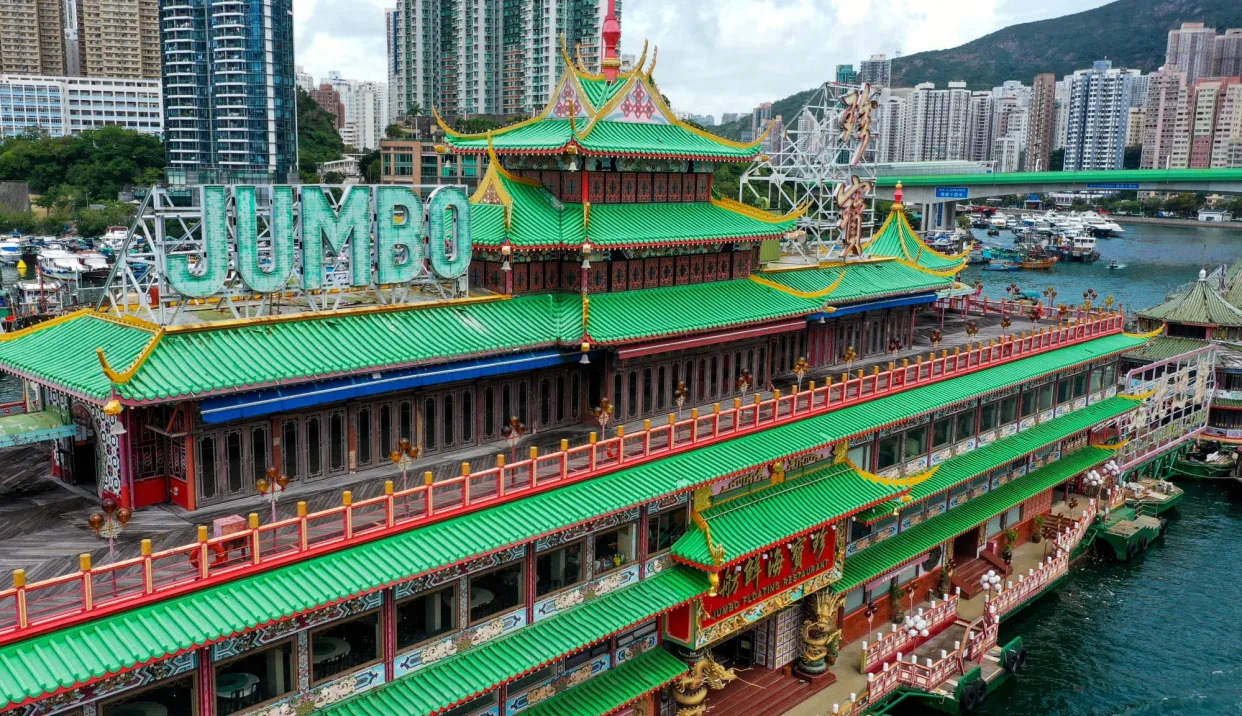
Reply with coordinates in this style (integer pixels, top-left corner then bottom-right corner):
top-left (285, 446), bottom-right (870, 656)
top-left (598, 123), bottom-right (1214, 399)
top-left (168, 185), bottom-right (472, 298)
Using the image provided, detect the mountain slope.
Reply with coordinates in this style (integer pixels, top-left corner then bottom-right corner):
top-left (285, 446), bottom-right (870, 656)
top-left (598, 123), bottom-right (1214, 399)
top-left (713, 0), bottom-right (1242, 140)
top-left (892, 0), bottom-right (1242, 88)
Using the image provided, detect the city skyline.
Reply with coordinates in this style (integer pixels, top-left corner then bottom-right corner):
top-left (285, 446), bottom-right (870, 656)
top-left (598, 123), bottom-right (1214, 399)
top-left (292, 0), bottom-right (1119, 118)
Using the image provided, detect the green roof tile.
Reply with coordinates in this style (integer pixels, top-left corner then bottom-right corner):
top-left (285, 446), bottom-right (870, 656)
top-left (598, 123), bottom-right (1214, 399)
top-left (754, 261), bottom-right (954, 304)
top-left (833, 446), bottom-right (1113, 593)
top-left (578, 77), bottom-right (629, 110)
top-left (321, 570), bottom-right (705, 716)
top-left (671, 463), bottom-right (905, 568)
top-left (854, 396), bottom-right (1138, 522)
top-left (448, 119), bottom-right (574, 153)
top-left (864, 209), bottom-right (966, 275)
top-left (1123, 336), bottom-right (1209, 363)
top-left (578, 121), bottom-right (760, 160)
top-left (1136, 278), bottom-right (1242, 327)
top-left (0, 313), bottom-right (154, 399)
top-left (520, 647), bottom-right (687, 716)
top-left (586, 280), bottom-right (820, 344)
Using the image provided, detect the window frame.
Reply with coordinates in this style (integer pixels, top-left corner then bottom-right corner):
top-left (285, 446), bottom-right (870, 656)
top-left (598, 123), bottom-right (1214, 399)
top-left (308, 608), bottom-right (384, 687)
top-left (211, 636), bottom-right (297, 715)
top-left (395, 583), bottom-right (460, 652)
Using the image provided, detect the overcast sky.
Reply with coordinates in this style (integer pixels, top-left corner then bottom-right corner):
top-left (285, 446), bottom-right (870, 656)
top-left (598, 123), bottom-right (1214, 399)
top-left (293, 0), bottom-right (1113, 119)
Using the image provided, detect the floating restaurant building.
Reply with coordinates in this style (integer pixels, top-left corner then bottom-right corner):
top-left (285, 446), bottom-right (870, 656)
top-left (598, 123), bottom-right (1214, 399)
top-left (0, 11), bottom-right (1204, 716)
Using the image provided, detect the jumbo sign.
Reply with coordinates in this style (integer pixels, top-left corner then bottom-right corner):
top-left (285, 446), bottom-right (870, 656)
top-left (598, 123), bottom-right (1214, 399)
top-left (168, 185), bottom-right (472, 298)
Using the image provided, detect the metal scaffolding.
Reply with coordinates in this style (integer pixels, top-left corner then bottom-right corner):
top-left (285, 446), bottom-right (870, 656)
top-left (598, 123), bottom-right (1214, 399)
top-left (739, 82), bottom-right (879, 262)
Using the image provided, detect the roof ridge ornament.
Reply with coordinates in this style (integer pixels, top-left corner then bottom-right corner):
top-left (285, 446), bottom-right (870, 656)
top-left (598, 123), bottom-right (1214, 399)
top-left (600, 0), bottom-right (622, 82)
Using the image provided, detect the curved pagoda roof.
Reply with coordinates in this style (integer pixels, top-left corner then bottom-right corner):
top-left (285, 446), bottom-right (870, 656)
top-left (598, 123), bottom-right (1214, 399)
top-left (861, 199), bottom-right (968, 276)
top-left (468, 148), bottom-right (803, 249)
top-left (438, 43), bottom-right (769, 161)
top-left (1138, 270), bottom-right (1242, 328)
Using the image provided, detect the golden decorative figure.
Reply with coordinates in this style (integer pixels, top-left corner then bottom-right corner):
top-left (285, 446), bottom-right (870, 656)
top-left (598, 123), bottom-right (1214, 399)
top-left (834, 176), bottom-right (873, 257)
top-left (718, 569), bottom-right (740, 598)
top-left (672, 656), bottom-right (740, 716)
top-left (766, 548), bottom-right (786, 578)
top-left (838, 83), bottom-right (880, 165)
top-left (743, 556), bottom-right (761, 586)
top-left (789, 535), bottom-right (807, 570)
top-left (810, 529), bottom-right (826, 556)
top-left (799, 591), bottom-right (845, 673)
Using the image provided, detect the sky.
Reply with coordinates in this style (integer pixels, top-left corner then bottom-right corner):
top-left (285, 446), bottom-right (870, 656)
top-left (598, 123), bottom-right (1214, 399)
top-left (293, 0), bottom-right (1114, 119)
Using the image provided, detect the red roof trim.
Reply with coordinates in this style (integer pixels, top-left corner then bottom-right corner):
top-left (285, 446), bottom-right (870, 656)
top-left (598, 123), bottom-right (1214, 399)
top-left (616, 319), bottom-right (807, 360)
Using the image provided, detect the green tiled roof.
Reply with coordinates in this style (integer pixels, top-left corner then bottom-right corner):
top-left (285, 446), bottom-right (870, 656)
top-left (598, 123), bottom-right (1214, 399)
top-left (448, 119), bottom-right (574, 153)
top-left (1137, 278), bottom-right (1242, 327)
top-left (121, 296), bottom-right (578, 401)
top-left (586, 280), bottom-right (819, 344)
top-left (470, 170), bottom-right (794, 249)
top-left (754, 261), bottom-right (955, 304)
top-left (578, 77), bottom-right (629, 109)
top-left (854, 396), bottom-right (1138, 522)
top-left (671, 463), bottom-right (905, 568)
top-left (833, 446), bottom-right (1112, 593)
top-left (864, 208), bottom-right (966, 275)
top-left (0, 312), bottom-right (154, 399)
top-left (1213, 397), bottom-right (1242, 409)
top-left (320, 569), bottom-right (705, 716)
top-left (1123, 336), bottom-right (1208, 363)
top-left (521, 648), bottom-right (687, 716)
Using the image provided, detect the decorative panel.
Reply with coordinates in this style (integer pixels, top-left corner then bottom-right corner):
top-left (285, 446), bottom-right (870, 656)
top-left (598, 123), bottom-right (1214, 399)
top-left (563, 261), bottom-right (581, 291)
top-left (588, 264), bottom-right (608, 292)
top-left (621, 173), bottom-right (637, 203)
top-left (611, 260), bottom-right (629, 291)
top-left (674, 256), bottom-right (691, 285)
top-left (716, 253), bottom-right (732, 279)
top-left (652, 173), bottom-right (667, 202)
top-left (658, 257), bottom-right (675, 287)
top-left (696, 173), bottom-right (712, 201)
top-left (682, 174), bottom-right (697, 202)
top-left (604, 172), bottom-right (621, 203)
top-left (541, 171), bottom-right (561, 199)
top-left (529, 262), bottom-right (545, 292)
top-left (588, 173), bottom-right (605, 203)
top-left (733, 251), bottom-right (751, 277)
top-left (666, 173), bottom-right (682, 202)
top-left (703, 253), bottom-right (718, 282)
top-left (628, 260), bottom-right (644, 289)
top-left (636, 172), bottom-right (652, 202)
top-left (644, 258), bottom-right (660, 289)
top-left (689, 254), bottom-right (704, 282)
top-left (562, 172), bottom-right (582, 203)
top-left (512, 263), bottom-right (529, 293)
top-left (393, 609), bottom-right (527, 678)
top-left (544, 261), bottom-right (560, 290)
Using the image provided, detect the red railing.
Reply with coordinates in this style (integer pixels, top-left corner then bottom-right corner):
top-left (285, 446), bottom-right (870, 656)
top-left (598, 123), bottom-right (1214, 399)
top-left (861, 593), bottom-right (959, 672)
top-left (0, 311), bottom-right (1126, 643)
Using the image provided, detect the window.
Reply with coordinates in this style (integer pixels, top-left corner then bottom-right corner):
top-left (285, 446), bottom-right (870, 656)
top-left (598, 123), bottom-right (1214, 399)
top-left (397, 585), bottom-right (458, 650)
top-left (101, 674), bottom-right (196, 716)
top-left (461, 390), bottom-right (474, 443)
top-left (536, 541), bottom-right (584, 596)
top-left (647, 506), bottom-right (688, 553)
top-left (379, 404), bottom-right (393, 459)
top-left (904, 425), bottom-right (928, 458)
top-left (441, 693), bottom-right (498, 716)
top-left (999, 395), bottom-right (1018, 424)
top-left (877, 434), bottom-right (901, 470)
top-left (214, 640), bottom-right (294, 714)
top-left (843, 585), bottom-right (865, 613)
top-left (1020, 389), bottom-right (1037, 417)
top-left (1037, 383), bottom-right (1055, 411)
top-left (423, 397), bottom-right (437, 450)
top-left (1072, 372), bottom-right (1089, 399)
top-left (954, 410), bottom-right (976, 442)
top-left (356, 407), bottom-right (373, 467)
top-left (979, 403), bottom-right (998, 432)
top-left (932, 419), bottom-right (953, 449)
top-left (442, 394), bottom-right (455, 447)
top-left (328, 410), bottom-right (346, 473)
top-left (566, 641), bottom-right (610, 670)
top-left (198, 435), bottom-right (217, 499)
top-left (469, 561), bottom-right (524, 623)
top-left (311, 610), bottom-right (381, 684)
top-left (225, 429), bottom-right (243, 493)
top-left (307, 415), bottom-right (323, 478)
top-left (281, 419), bottom-right (300, 479)
top-left (507, 664), bottom-right (555, 697)
top-left (617, 621), bottom-right (658, 652)
top-left (593, 523), bottom-right (637, 573)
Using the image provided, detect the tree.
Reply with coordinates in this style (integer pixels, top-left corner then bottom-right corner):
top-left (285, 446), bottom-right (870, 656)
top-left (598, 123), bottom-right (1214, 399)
top-left (406, 102), bottom-right (423, 117)
top-left (1226, 196), bottom-right (1242, 218)
top-left (357, 149), bottom-right (381, 183)
top-left (385, 123), bottom-right (407, 139)
top-left (1123, 145), bottom-right (1142, 170)
top-left (296, 86), bottom-right (345, 171)
top-left (455, 117), bottom-right (503, 134)
top-left (1163, 192), bottom-right (1204, 217)
top-left (0, 126), bottom-right (164, 200)
top-left (323, 171), bottom-right (345, 185)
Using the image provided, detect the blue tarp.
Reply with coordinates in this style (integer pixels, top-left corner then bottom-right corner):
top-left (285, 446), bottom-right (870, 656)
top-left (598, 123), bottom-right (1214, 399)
top-left (812, 292), bottom-right (937, 320)
top-left (200, 349), bottom-right (588, 423)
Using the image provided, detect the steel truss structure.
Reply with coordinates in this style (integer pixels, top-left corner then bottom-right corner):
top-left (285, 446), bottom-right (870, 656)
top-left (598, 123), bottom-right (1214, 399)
top-left (1117, 344), bottom-right (1216, 471)
top-left (738, 82), bottom-right (878, 262)
top-left (98, 185), bottom-right (468, 326)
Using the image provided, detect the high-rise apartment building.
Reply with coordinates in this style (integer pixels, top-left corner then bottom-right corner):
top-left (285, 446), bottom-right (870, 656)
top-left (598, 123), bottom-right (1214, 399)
top-left (992, 95), bottom-right (1028, 171)
top-left (751, 101), bottom-right (772, 143)
top-left (720, 112), bottom-right (740, 125)
top-left (0, 0), bottom-right (68, 76)
top-left (0, 72), bottom-right (161, 137)
top-left (835, 64), bottom-right (857, 85)
top-left (901, 81), bottom-right (970, 162)
top-left (387, 0), bottom-right (617, 119)
top-left (876, 90), bottom-right (908, 163)
top-left (161, 0), bottom-right (298, 184)
top-left (1166, 22), bottom-right (1217, 84)
top-left (1169, 76), bottom-right (1242, 168)
top-left (1064, 60), bottom-right (1136, 171)
top-left (1140, 65), bottom-right (1187, 169)
top-left (1026, 73), bottom-right (1056, 172)
top-left (964, 91), bottom-right (994, 162)
top-left (1126, 107), bottom-right (1146, 147)
top-left (341, 80), bottom-right (387, 150)
top-left (1129, 74), bottom-right (1150, 109)
top-left (858, 54), bottom-right (890, 87)
top-left (1215, 29), bottom-right (1242, 79)
top-left (81, 0), bottom-right (159, 79)
top-left (992, 135), bottom-right (1023, 173)
top-left (310, 82), bottom-right (345, 129)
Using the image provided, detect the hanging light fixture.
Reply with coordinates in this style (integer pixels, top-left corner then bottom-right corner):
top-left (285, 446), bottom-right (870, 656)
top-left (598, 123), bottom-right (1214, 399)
top-left (580, 341), bottom-right (591, 365)
top-left (581, 239), bottom-right (593, 269)
top-left (501, 242), bottom-right (512, 272)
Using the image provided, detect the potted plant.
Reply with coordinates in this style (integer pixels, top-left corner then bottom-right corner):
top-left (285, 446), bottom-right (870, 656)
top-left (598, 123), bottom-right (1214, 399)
top-left (1002, 527), bottom-right (1019, 563)
top-left (889, 580), bottom-right (905, 623)
top-left (1032, 514), bottom-right (1046, 543)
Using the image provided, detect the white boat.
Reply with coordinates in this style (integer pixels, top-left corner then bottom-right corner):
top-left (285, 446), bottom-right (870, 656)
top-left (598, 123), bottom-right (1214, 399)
top-left (0, 241), bottom-right (22, 265)
top-left (990, 213), bottom-right (1009, 229)
top-left (38, 248), bottom-right (89, 281)
top-left (100, 226), bottom-right (129, 252)
top-left (12, 278), bottom-right (65, 315)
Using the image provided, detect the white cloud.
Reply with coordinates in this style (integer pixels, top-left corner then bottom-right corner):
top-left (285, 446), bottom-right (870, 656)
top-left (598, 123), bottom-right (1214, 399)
top-left (292, 0), bottom-right (1110, 117)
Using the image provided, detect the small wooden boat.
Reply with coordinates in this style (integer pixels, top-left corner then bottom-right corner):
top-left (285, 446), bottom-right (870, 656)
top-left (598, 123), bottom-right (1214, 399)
top-left (986, 229), bottom-right (1000, 236)
top-left (982, 260), bottom-right (1021, 272)
top-left (1020, 257), bottom-right (1058, 270)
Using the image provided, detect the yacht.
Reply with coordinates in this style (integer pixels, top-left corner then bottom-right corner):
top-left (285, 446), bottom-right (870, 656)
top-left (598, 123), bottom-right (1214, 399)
top-left (100, 226), bottom-right (129, 253)
top-left (37, 246), bottom-right (108, 281)
top-left (0, 240), bottom-right (22, 265)
top-left (990, 213), bottom-right (1009, 229)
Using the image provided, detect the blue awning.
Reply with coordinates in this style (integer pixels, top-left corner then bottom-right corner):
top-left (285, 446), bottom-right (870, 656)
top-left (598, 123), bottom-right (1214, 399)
top-left (813, 292), bottom-right (937, 320)
top-left (200, 349), bottom-right (589, 424)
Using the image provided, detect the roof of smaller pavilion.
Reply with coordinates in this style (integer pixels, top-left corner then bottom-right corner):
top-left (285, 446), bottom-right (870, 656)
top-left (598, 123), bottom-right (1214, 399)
top-left (439, 41), bottom-right (769, 162)
top-left (1137, 271), bottom-right (1242, 328)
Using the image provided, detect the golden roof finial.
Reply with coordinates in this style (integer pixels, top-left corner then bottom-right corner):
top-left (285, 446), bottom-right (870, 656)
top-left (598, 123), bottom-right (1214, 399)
top-left (646, 45), bottom-right (658, 78)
